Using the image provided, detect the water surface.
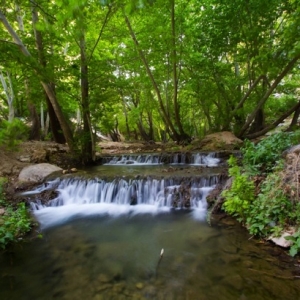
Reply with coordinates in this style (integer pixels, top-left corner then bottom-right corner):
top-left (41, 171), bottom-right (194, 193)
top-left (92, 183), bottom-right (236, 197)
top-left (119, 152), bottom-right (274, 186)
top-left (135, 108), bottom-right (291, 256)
top-left (0, 212), bottom-right (299, 300)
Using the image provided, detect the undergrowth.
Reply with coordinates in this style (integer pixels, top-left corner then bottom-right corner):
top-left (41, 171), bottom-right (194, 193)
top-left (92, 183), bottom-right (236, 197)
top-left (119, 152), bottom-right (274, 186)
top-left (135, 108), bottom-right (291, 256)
top-left (223, 130), bottom-right (300, 256)
top-left (0, 119), bottom-right (29, 150)
top-left (0, 178), bottom-right (32, 249)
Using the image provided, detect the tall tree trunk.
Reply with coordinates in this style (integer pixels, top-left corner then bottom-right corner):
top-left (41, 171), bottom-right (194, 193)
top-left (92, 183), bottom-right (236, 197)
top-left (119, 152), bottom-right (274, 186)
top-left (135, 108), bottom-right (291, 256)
top-left (31, 6), bottom-right (66, 144)
top-left (24, 77), bottom-right (40, 140)
top-left (80, 33), bottom-right (95, 163)
top-left (15, 3), bottom-right (39, 138)
top-left (170, 0), bottom-right (185, 137)
top-left (28, 102), bottom-right (40, 140)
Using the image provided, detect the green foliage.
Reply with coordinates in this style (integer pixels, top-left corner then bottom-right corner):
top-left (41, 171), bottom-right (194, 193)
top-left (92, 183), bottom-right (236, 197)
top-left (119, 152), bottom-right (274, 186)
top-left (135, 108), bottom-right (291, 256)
top-left (246, 171), bottom-right (292, 236)
top-left (0, 203), bottom-right (32, 249)
top-left (285, 231), bottom-right (300, 257)
top-left (0, 178), bottom-right (32, 249)
top-left (224, 138), bottom-right (300, 256)
top-left (242, 131), bottom-right (300, 174)
top-left (222, 156), bottom-right (255, 222)
top-left (0, 119), bottom-right (29, 150)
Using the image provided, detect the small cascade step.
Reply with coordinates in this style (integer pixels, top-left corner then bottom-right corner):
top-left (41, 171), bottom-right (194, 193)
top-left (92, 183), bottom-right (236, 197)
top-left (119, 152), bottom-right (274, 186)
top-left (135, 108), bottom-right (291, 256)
top-left (30, 175), bottom-right (220, 210)
top-left (101, 152), bottom-right (222, 166)
top-left (104, 154), bottom-right (162, 165)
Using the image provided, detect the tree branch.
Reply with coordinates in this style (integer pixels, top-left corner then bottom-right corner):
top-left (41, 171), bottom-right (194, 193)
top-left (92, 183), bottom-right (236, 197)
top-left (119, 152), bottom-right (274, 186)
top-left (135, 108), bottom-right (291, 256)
top-left (245, 99), bottom-right (300, 139)
top-left (238, 54), bottom-right (300, 137)
top-left (88, 6), bottom-right (112, 63)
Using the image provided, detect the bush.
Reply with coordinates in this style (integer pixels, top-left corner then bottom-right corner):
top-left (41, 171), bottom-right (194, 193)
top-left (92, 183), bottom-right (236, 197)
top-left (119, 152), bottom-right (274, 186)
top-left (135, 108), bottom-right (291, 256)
top-left (223, 131), bottom-right (300, 256)
top-left (0, 178), bottom-right (32, 249)
top-left (222, 156), bottom-right (255, 222)
top-left (242, 130), bottom-right (300, 174)
top-left (246, 171), bottom-right (292, 236)
top-left (0, 119), bottom-right (29, 150)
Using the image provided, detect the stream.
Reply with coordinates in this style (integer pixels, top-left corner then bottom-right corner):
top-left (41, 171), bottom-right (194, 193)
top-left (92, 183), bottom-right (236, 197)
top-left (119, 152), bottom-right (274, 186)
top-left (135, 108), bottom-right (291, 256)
top-left (1, 152), bottom-right (300, 300)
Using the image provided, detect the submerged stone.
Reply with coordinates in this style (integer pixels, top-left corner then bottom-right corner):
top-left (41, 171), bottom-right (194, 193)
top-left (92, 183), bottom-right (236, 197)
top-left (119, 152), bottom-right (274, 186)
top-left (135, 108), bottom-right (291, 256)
top-left (135, 282), bottom-right (144, 289)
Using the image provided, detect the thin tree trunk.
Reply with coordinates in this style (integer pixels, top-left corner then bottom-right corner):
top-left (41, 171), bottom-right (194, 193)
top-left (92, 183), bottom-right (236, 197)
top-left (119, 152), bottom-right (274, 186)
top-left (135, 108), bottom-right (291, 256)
top-left (124, 12), bottom-right (182, 142)
top-left (245, 100), bottom-right (300, 139)
top-left (288, 104), bottom-right (300, 131)
top-left (0, 71), bottom-right (14, 122)
top-left (170, 0), bottom-right (184, 136)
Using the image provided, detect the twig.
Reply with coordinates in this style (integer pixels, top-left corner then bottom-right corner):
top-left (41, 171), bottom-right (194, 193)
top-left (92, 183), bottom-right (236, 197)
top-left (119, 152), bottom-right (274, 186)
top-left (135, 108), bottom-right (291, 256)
top-left (156, 248), bottom-right (164, 279)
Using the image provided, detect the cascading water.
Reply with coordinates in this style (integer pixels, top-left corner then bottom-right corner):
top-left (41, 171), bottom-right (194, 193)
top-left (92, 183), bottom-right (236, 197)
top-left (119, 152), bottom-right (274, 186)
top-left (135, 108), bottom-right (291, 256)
top-left (191, 152), bottom-right (220, 166)
top-left (104, 154), bottom-right (162, 165)
top-left (28, 152), bottom-right (224, 228)
top-left (102, 152), bottom-right (221, 166)
top-left (31, 175), bottom-right (219, 228)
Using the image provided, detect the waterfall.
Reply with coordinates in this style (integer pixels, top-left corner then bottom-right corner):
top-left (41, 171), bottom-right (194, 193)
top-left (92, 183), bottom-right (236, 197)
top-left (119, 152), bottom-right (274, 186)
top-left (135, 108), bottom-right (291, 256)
top-left (191, 153), bottom-right (220, 166)
top-left (28, 151), bottom-right (224, 228)
top-left (104, 154), bottom-right (162, 165)
top-left (102, 152), bottom-right (221, 166)
top-left (30, 176), bottom-right (219, 228)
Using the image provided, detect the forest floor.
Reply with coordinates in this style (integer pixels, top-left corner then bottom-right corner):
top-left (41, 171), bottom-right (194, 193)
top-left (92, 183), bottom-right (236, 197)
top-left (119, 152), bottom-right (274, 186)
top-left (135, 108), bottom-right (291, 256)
top-left (0, 130), bottom-right (240, 180)
top-left (0, 140), bottom-right (176, 178)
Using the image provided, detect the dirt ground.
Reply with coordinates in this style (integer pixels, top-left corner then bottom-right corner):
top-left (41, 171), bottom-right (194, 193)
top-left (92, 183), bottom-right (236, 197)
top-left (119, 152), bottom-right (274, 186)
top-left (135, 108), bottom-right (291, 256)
top-left (0, 140), bottom-right (181, 182)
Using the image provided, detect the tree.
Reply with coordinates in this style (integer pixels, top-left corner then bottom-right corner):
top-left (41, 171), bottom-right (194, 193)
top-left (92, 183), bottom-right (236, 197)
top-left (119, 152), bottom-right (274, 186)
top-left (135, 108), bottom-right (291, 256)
top-left (0, 9), bottom-right (74, 151)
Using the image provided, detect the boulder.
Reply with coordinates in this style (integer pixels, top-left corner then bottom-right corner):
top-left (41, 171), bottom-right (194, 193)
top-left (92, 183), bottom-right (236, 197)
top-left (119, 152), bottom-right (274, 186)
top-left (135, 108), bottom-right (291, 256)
top-left (192, 131), bottom-right (242, 151)
top-left (268, 230), bottom-right (295, 248)
top-left (18, 163), bottom-right (62, 183)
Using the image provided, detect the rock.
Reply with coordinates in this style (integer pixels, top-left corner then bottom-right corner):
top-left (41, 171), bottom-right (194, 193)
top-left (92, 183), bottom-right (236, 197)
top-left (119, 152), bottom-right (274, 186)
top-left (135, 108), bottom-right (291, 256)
top-left (269, 230), bottom-right (295, 248)
top-left (0, 208), bottom-right (5, 215)
top-left (62, 167), bottom-right (78, 174)
top-left (285, 144), bottom-right (300, 156)
top-left (18, 163), bottom-right (62, 183)
top-left (192, 131), bottom-right (242, 151)
top-left (135, 282), bottom-right (144, 290)
top-left (18, 155), bottom-right (31, 162)
top-left (112, 281), bottom-right (125, 293)
top-left (97, 273), bottom-right (112, 284)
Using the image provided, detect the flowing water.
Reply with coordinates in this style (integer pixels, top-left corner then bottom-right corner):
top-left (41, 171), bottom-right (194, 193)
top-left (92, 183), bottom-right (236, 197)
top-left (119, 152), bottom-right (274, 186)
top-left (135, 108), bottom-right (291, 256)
top-left (1, 152), bottom-right (300, 300)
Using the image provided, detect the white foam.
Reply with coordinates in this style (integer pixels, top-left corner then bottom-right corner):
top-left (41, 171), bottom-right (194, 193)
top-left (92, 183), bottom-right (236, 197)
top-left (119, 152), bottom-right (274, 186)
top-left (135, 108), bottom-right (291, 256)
top-left (33, 203), bottom-right (172, 229)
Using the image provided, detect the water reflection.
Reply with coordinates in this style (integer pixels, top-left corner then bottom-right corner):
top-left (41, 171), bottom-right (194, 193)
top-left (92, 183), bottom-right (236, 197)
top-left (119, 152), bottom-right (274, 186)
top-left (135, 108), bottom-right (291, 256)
top-left (0, 212), bottom-right (299, 300)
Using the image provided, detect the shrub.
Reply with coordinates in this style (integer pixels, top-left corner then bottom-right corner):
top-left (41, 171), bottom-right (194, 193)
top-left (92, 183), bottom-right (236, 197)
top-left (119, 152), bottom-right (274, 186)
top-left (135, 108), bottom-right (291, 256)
top-left (222, 156), bottom-right (255, 222)
top-left (242, 130), bottom-right (300, 174)
top-left (246, 171), bottom-right (292, 236)
top-left (0, 119), bottom-right (29, 150)
top-left (0, 178), bottom-right (32, 249)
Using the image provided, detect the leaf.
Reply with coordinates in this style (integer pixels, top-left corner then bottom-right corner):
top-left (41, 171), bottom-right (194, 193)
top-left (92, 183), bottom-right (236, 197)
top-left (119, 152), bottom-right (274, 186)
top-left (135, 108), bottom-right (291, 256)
top-left (289, 246), bottom-right (298, 257)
